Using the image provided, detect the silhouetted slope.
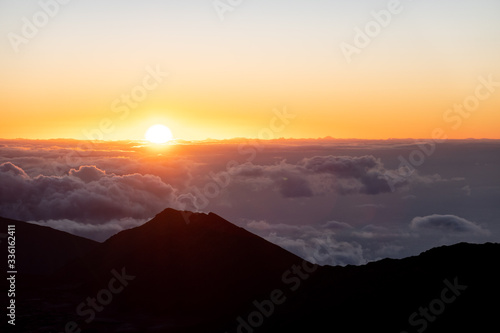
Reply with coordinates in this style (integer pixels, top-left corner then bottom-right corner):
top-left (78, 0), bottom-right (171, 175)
top-left (0, 216), bottom-right (98, 275)
top-left (260, 242), bottom-right (500, 333)
top-left (2, 210), bottom-right (499, 333)
top-left (55, 208), bottom-right (305, 330)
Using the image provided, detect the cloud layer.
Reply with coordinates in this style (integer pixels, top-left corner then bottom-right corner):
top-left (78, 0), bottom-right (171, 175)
top-left (227, 155), bottom-right (441, 198)
top-left (0, 162), bottom-right (179, 224)
top-left (244, 214), bottom-right (490, 266)
top-left (0, 138), bottom-right (497, 262)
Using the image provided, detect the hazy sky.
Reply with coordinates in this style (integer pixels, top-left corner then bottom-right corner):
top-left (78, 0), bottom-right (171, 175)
top-left (1, 0), bottom-right (500, 140)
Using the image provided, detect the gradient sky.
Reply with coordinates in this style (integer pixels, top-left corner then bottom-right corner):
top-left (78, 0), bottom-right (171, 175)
top-left (1, 0), bottom-right (499, 140)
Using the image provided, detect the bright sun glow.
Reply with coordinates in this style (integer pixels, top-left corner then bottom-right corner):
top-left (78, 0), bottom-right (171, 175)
top-left (145, 124), bottom-right (173, 144)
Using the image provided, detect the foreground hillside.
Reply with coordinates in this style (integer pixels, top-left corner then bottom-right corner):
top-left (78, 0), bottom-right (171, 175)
top-left (1, 209), bottom-right (498, 332)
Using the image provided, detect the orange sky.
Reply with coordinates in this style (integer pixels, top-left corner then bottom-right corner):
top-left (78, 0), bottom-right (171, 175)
top-left (1, 1), bottom-right (499, 141)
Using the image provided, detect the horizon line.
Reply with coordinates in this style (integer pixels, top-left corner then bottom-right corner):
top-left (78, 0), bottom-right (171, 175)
top-left (1, 137), bottom-right (500, 143)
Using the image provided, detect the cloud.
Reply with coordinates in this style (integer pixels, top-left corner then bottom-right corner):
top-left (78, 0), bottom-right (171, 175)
top-left (30, 217), bottom-right (148, 242)
top-left (0, 140), bottom-right (445, 202)
top-left (69, 165), bottom-right (106, 182)
top-left (410, 214), bottom-right (490, 236)
top-left (300, 155), bottom-right (379, 177)
top-left (243, 216), bottom-right (461, 266)
top-left (247, 220), bottom-right (273, 231)
top-left (244, 219), bottom-right (369, 266)
top-left (299, 155), bottom-right (414, 195)
top-left (229, 155), bottom-right (438, 197)
top-left (0, 140), bottom-right (194, 190)
top-left (356, 204), bottom-right (385, 209)
top-left (227, 161), bottom-right (313, 198)
top-left (461, 185), bottom-right (471, 196)
top-left (265, 232), bottom-right (366, 266)
top-left (242, 213), bottom-right (491, 266)
top-left (0, 163), bottom-right (181, 224)
top-left (0, 162), bottom-right (30, 179)
top-left (322, 220), bottom-right (354, 230)
top-left (1, 138), bottom-right (498, 264)
top-left (276, 175), bottom-right (313, 198)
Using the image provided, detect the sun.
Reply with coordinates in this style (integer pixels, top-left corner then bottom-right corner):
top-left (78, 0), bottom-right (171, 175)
top-left (145, 124), bottom-right (173, 144)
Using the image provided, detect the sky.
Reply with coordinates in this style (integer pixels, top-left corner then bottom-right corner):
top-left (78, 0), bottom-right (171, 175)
top-left (0, 1), bottom-right (499, 266)
top-left (1, 0), bottom-right (500, 141)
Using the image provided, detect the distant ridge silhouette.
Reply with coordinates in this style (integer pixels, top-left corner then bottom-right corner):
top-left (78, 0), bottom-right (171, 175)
top-left (0, 216), bottom-right (97, 276)
top-left (1, 209), bottom-right (498, 332)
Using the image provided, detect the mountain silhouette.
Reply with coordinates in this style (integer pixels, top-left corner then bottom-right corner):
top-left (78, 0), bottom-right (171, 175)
top-left (55, 208), bottom-right (306, 331)
top-left (1, 209), bottom-right (498, 332)
top-left (0, 216), bottom-right (98, 276)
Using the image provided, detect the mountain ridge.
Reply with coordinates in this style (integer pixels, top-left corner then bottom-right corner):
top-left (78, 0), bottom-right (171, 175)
top-left (0, 216), bottom-right (98, 276)
top-left (1, 209), bottom-right (499, 332)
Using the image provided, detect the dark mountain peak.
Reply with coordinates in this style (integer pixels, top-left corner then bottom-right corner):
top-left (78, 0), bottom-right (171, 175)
top-left (152, 207), bottom-right (236, 228)
top-left (144, 207), bottom-right (200, 229)
top-left (54, 208), bottom-right (306, 328)
top-left (101, 208), bottom-right (303, 271)
top-left (110, 207), bottom-right (252, 244)
top-left (153, 207), bottom-right (198, 222)
top-left (151, 208), bottom-right (224, 229)
top-left (5, 210), bottom-right (500, 333)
